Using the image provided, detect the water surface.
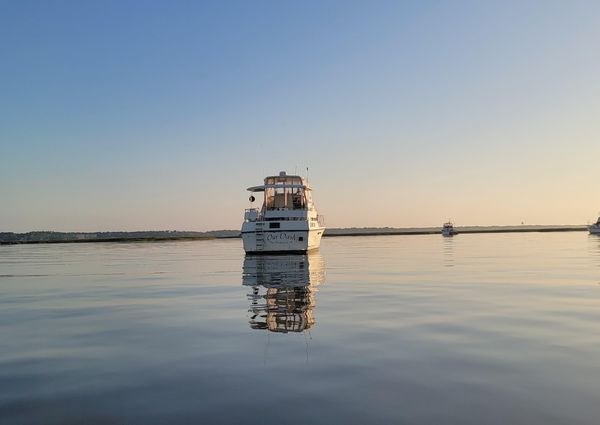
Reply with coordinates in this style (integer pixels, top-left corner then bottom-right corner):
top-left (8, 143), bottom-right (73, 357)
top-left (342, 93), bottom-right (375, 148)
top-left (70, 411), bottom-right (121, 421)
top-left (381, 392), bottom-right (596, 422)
top-left (1, 233), bottom-right (600, 424)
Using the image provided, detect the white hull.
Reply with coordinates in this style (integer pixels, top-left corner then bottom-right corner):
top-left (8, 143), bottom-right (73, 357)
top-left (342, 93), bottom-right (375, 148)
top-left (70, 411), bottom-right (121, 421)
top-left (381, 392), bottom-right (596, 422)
top-left (242, 226), bottom-right (324, 253)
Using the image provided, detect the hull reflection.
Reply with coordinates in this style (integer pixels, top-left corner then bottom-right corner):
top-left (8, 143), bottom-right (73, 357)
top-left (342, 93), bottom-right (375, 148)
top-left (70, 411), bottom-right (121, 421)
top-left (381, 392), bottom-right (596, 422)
top-left (243, 253), bottom-right (325, 333)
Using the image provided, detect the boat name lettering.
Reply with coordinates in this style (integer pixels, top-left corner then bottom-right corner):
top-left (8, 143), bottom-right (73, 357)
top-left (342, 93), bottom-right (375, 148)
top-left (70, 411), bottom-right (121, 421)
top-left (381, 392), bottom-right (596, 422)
top-left (266, 232), bottom-right (297, 242)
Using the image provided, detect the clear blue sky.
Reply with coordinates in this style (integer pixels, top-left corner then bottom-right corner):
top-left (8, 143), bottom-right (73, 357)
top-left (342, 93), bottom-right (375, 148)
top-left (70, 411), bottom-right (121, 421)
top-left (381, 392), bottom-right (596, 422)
top-left (2, 1), bottom-right (599, 231)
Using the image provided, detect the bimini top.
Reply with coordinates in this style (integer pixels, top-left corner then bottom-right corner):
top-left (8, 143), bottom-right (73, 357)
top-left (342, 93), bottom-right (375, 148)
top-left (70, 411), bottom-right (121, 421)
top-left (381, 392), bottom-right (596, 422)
top-left (246, 171), bottom-right (311, 192)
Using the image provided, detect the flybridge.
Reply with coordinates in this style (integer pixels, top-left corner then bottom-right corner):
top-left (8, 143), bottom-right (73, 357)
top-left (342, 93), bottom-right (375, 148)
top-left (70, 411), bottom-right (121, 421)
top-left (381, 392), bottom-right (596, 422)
top-left (246, 171), bottom-right (314, 213)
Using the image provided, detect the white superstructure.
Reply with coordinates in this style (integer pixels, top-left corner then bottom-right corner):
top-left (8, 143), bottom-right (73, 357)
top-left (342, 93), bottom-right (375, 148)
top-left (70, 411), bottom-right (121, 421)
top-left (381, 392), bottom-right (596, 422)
top-left (241, 171), bottom-right (325, 253)
top-left (589, 217), bottom-right (600, 235)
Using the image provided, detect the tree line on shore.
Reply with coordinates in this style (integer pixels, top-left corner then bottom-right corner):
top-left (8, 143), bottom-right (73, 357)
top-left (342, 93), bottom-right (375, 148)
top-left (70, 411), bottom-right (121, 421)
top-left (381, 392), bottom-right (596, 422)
top-left (0, 230), bottom-right (241, 243)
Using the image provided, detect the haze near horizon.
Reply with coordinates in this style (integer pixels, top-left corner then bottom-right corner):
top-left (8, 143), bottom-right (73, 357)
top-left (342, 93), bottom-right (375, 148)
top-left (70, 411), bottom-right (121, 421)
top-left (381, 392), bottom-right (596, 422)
top-left (2, 1), bottom-right (599, 232)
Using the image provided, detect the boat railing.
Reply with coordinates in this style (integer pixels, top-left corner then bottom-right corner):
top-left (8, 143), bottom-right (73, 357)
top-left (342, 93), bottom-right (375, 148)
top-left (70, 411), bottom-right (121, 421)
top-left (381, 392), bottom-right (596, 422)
top-left (246, 208), bottom-right (324, 225)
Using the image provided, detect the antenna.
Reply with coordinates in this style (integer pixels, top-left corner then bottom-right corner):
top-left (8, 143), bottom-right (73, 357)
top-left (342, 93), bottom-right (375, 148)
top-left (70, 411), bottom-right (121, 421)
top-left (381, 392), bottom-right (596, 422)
top-left (306, 167), bottom-right (309, 183)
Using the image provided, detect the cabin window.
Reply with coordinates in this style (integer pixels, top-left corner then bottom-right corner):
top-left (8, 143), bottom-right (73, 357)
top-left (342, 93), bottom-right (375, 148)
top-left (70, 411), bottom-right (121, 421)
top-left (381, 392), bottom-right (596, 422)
top-left (298, 236), bottom-right (304, 241)
top-left (269, 222), bottom-right (280, 229)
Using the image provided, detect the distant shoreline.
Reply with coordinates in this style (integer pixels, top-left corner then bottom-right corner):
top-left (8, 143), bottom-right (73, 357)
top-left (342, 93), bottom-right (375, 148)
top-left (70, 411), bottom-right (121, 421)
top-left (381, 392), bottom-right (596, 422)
top-left (0, 236), bottom-right (217, 245)
top-left (0, 225), bottom-right (590, 245)
top-left (323, 225), bottom-right (588, 237)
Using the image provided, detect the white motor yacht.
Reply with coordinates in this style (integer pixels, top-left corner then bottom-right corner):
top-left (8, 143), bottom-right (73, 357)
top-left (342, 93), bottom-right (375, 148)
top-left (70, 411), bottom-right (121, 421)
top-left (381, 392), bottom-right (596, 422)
top-left (241, 171), bottom-right (325, 253)
top-left (442, 221), bottom-right (456, 237)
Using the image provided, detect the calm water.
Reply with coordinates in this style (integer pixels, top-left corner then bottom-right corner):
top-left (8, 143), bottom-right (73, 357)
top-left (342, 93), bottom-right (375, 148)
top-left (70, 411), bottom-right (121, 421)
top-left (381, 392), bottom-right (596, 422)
top-left (2, 233), bottom-right (600, 424)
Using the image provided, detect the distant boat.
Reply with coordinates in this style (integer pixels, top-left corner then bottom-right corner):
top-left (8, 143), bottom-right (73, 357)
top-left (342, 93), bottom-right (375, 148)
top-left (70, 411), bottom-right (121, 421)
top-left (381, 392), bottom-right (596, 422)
top-left (442, 221), bottom-right (456, 237)
top-left (589, 217), bottom-right (600, 235)
top-left (241, 171), bottom-right (325, 253)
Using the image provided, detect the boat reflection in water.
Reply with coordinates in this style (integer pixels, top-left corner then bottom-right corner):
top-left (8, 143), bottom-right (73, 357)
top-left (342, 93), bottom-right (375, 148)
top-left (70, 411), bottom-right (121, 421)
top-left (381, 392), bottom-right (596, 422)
top-left (243, 253), bottom-right (325, 333)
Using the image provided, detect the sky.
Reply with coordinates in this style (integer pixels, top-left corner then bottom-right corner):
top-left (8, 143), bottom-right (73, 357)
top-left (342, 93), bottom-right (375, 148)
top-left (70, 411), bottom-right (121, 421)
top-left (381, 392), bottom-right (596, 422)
top-left (1, 0), bottom-right (600, 232)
